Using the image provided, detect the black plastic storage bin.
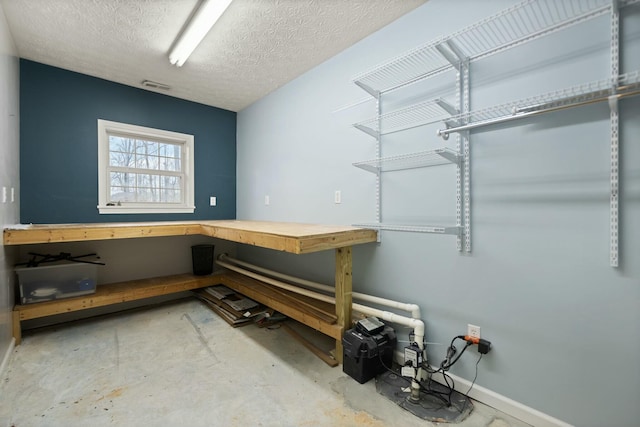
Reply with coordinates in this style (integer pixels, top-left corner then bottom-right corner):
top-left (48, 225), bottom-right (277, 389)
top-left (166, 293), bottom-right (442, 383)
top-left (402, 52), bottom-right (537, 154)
top-left (191, 244), bottom-right (214, 275)
top-left (342, 325), bottom-right (397, 384)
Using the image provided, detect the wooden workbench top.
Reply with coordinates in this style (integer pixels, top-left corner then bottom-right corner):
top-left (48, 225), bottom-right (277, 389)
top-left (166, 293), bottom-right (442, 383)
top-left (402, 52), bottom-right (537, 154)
top-left (3, 220), bottom-right (377, 254)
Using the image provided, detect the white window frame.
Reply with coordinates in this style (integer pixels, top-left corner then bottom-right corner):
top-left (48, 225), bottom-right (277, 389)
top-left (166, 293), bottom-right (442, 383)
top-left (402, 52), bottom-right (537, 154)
top-left (97, 119), bottom-right (195, 214)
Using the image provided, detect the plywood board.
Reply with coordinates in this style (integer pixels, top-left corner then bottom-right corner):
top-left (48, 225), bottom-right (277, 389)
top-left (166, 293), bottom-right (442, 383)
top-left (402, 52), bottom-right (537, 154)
top-left (3, 221), bottom-right (377, 254)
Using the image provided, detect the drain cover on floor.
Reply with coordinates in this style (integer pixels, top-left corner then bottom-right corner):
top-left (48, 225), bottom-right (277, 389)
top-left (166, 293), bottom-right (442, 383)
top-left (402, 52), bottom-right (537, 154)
top-left (375, 371), bottom-right (473, 423)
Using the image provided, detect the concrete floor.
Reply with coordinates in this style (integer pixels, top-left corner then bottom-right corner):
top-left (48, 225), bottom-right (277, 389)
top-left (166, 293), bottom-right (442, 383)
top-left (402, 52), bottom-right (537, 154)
top-left (0, 299), bottom-right (530, 427)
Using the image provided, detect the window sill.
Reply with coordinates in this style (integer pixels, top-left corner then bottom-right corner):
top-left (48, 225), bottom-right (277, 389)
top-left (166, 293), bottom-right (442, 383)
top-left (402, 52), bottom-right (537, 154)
top-left (98, 205), bottom-right (195, 214)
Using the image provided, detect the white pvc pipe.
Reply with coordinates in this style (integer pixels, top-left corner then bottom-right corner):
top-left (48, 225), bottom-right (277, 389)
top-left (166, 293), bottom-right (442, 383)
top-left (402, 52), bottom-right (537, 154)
top-left (219, 254), bottom-right (334, 292)
top-left (216, 259), bottom-right (336, 305)
top-left (219, 254), bottom-right (421, 319)
top-left (352, 305), bottom-right (425, 349)
top-left (356, 294), bottom-right (421, 320)
top-left (352, 296), bottom-right (426, 396)
top-left (216, 258), bottom-right (426, 388)
top-left (216, 257), bottom-right (425, 349)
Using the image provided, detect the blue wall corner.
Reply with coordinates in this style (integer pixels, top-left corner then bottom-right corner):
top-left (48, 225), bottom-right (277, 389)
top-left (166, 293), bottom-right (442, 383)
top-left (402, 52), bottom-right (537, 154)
top-left (20, 59), bottom-right (237, 223)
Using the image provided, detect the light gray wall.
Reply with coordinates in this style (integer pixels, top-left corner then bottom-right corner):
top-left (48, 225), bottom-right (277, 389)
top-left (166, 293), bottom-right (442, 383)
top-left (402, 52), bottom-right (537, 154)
top-left (237, 1), bottom-right (640, 426)
top-left (0, 3), bottom-right (19, 361)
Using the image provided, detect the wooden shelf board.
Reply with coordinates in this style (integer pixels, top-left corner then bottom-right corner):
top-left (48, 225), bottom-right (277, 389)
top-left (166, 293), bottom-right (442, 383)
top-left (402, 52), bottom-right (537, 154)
top-left (3, 220), bottom-right (377, 254)
top-left (15, 273), bottom-right (218, 321)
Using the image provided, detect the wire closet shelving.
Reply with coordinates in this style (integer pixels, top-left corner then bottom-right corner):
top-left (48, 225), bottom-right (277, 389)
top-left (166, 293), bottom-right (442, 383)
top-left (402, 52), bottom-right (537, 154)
top-left (353, 148), bottom-right (460, 174)
top-left (349, 0), bottom-right (639, 265)
top-left (437, 70), bottom-right (640, 138)
top-left (353, 0), bottom-right (618, 95)
top-left (353, 99), bottom-right (456, 137)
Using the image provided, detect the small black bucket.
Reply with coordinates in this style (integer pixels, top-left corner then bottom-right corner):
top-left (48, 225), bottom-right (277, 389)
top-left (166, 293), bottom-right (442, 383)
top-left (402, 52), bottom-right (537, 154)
top-left (191, 244), bottom-right (214, 276)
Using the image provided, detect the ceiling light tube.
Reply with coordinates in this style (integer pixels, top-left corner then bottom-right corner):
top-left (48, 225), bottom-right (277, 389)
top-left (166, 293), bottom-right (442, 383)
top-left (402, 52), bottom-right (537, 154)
top-left (169, 0), bottom-right (233, 67)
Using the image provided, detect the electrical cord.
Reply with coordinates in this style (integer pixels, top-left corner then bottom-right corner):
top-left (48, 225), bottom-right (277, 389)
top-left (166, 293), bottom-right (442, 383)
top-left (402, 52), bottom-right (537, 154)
top-left (378, 343), bottom-right (451, 409)
top-left (381, 341), bottom-right (452, 408)
top-left (359, 324), bottom-right (482, 413)
top-left (466, 353), bottom-right (482, 396)
top-left (392, 338), bottom-right (456, 405)
top-left (366, 326), bottom-right (447, 406)
top-left (419, 335), bottom-right (476, 408)
top-left (403, 332), bottom-right (453, 409)
top-left (375, 334), bottom-right (410, 384)
top-left (459, 353), bottom-right (483, 413)
top-left (441, 336), bottom-right (472, 370)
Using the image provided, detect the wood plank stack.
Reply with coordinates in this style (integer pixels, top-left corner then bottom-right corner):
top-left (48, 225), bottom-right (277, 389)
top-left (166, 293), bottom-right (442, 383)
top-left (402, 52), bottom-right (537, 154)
top-left (193, 285), bottom-right (270, 327)
top-left (217, 271), bottom-right (342, 340)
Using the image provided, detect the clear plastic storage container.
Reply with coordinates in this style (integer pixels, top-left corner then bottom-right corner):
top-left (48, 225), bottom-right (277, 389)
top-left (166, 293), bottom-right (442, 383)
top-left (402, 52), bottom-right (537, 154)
top-left (15, 262), bottom-right (98, 304)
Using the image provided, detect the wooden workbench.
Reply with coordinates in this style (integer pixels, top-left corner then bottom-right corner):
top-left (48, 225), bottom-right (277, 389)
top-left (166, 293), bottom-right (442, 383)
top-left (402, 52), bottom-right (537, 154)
top-left (4, 220), bottom-right (377, 361)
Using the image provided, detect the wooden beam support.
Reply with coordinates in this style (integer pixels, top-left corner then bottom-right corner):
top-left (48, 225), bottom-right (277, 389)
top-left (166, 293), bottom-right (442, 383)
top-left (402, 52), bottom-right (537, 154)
top-left (12, 310), bottom-right (21, 345)
top-left (334, 246), bottom-right (353, 364)
top-left (281, 322), bottom-right (339, 367)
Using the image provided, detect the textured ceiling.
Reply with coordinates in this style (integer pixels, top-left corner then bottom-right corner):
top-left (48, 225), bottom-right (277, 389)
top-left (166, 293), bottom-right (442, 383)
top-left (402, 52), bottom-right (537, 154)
top-left (1, 0), bottom-right (426, 111)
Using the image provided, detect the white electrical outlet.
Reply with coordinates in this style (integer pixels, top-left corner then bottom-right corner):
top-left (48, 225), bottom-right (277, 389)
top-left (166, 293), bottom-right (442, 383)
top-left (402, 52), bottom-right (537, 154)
top-left (264, 195), bottom-right (270, 206)
top-left (209, 196), bottom-right (217, 206)
top-left (468, 324), bottom-right (481, 339)
top-left (334, 190), bottom-right (341, 204)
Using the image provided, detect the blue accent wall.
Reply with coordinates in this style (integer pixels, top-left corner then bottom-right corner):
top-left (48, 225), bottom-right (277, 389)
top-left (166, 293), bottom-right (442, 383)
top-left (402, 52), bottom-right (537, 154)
top-left (20, 59), bottom-right (236, 223)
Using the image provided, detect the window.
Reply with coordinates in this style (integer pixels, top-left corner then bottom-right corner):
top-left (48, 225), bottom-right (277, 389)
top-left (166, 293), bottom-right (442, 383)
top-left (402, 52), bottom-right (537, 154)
top-left (98, 119), bottom-right (194, 214)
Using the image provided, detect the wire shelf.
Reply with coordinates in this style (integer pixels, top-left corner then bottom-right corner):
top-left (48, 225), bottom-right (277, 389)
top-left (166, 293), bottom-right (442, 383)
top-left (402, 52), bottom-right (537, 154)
top-left (353, 147), bottom-right (460, 174)
top-left (353, 223), bottom-right (461, 235)
top-left (621, 0), bottom-right (640, 7)
top-left (352, 0), bottom-right (612, 95)
top-left (353, 98), bottom-right (454, 137)
top-left (438, 69), bottom-right (640, 137)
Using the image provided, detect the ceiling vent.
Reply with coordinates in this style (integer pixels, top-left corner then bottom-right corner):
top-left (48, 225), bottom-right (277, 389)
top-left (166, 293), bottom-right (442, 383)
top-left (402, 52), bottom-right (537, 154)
top-left (141, 80), bottom-right (171, 90)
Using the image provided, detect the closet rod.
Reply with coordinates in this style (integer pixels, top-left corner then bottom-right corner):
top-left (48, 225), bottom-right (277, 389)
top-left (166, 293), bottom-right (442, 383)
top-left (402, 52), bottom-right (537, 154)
top-left (437, 87), bottom-right (640, 138)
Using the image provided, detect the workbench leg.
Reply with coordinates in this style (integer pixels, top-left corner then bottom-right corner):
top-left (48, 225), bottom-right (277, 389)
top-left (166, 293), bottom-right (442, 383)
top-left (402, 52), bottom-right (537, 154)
top-left (335, 246), bottom-right (352, 364)
top-left (12, 310), bottom-right (21, 346)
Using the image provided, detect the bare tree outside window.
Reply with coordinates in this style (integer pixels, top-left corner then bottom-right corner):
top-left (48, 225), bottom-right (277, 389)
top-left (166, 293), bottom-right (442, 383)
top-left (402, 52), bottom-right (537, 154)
top-left (108, 135), bottom-right (183, 204)
top-left (98, 119), bottom-right (194, 214)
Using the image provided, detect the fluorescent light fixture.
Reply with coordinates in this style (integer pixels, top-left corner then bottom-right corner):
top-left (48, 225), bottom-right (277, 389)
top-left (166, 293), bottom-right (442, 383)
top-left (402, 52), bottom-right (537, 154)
top-left (169, 0), bottom-right (233, 67)
top-left (141, 80), bottom-right (171, 90)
